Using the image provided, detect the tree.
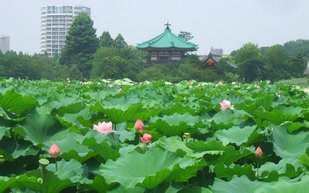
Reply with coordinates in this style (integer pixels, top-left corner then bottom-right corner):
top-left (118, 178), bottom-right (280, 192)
top-left (262, 45), bottom-right (290, 81)
top-left (91, 47), bottom-right (125, 79)
top-left (59, 13), bottom-right (99, 78)
top-left (178, 31), bottom-right (193, 41)
top-left (284, 53), bottom-right (307, 77)
top-left (91, 46), bottom-right (145, 81)
top-left (99, 31), bottom-right (114, 48)
top-left (235, 43), bottom-right (266, 82)
top-left (114, 34), bottom-right (127, 50)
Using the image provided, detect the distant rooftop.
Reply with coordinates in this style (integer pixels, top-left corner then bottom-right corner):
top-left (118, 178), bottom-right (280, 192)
top-left (137, 22), bottom-right (198, 51)
top-left (210, 47), bottom-right (223, 56)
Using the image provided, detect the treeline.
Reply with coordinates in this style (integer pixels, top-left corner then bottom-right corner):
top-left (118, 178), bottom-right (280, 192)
top-left (231, 41), bottom-right (308, 82)
top-left (0, 13), bottom-right (308, 82)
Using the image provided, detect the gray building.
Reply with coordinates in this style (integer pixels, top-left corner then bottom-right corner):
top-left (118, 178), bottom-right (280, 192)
top-left (0, 35), bottom-right (10, 53)
top-left (41, 5), bottom-right (91, 57)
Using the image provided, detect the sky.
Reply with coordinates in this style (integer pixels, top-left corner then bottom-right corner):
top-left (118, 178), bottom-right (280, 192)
top-left (1, 0), bottom-right (309, 55)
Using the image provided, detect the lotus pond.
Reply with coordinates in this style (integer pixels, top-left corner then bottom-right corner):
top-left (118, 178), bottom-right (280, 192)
top-left (0, 78), bottom-right (308, 193)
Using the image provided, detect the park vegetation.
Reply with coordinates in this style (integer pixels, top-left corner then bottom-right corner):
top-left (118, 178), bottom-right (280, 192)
top-left (0, 13), bottom-right (308, 82)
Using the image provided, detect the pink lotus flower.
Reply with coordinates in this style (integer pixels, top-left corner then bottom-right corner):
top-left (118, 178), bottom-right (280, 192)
top-left (93, 121), bottom-right (116, 134)
top-left (49, 144), bottom-right (60, 158)
top-left (220, 100), bottom-right (234, 111)
top-left (255, 146), bottom-right (263, 158)
top-left (117, 88), bottom-right (122, 93)
top-left (134, 119), bottom-right (144, 133)
top-left (140, 133), bottom-right (152, 144)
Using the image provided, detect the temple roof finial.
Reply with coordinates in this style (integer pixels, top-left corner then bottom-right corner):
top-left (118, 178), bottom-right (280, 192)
top-left (164, 21), bottom-right (171, 28)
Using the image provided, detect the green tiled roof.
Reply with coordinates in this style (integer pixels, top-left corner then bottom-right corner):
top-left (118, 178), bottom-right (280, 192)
top-left (137, 26), bottom-right (198, 50)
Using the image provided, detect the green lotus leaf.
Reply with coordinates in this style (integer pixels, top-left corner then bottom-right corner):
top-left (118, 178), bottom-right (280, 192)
top-left (54, 101), bottom-right (86, 115)
top-left (11, 141), bottom-right (39, 159)
top-left (187, 140), bottom-right (251, 165)
top-left (83, 137), bottom-right (120, 161)
top-left (17, 114), bottom-right (65, 146)
top-left (256, 106), bottom-right (303, 125)
top-left (211, 176), bottom-right (262, 193)
top-left (271, 125), bottom-right (309, 163)
top-left (155, 136), bottom-right (212, 160)
top-left (299, 154), bottom-right (309, 169)
top-left (155, 136), bottom-right (193, 154)
top-left (0, 176), bottom-right (15, 192)
top-left (78, 175), bottom-right (109, 193)
top-left (215, 126), bottom-right (256, 146)
top-left (100, 147), bottom-right (198, 189)
top-left (179, 186), bottom-right (213, 193)
top-left (0, 126), bottom-right (10, 140)
top-left (46, 130), bottom-right (95, 162)
top-left (286, 120), bottom-right (309, 133)
top-left (254, 175), bottom-right (309, 193)
top-left (162, 103), bottom-right (196, 116)
top-left (0, 90), bottom-right (37, 115)
top-left (46, 159), bottom-right (91, 184)
top-left (259, 159), bottom-right (296, 177)
top-left (57, 107), bottom-right (92, 132)
top-left (148, 113), bottom-right (200, 136)
top-left (102, 94), bottom-right (140, 108)
top-left (212, 171), bottom-right (309, 193)
top-left (0, 174), bottom-right (40, 193)
top-left (210, 110), bottom-right (249, 130)
top-left (107, 184), bottom-right (145, 193)
top-left (36, 96), bottom-right (81, 115)
top-left (213, 163), bottom-right (255, 180)
top-left (99, 103), bottom-right (144, 124)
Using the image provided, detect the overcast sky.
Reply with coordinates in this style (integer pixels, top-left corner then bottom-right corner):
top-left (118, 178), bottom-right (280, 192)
top-left (1, 0), bottom-right (309, 55)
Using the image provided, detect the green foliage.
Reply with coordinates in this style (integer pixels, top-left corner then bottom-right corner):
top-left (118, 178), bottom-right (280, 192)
top-left (59, 13), bottom-right (99, 78)
top-left (263, 45), bottom-right (290, 81)
top-left (178, 31), bottom-right (194, 41)
top-left (234, 43), bottom-right (267, 82)
top-left (99, 31), bottom-right (114, 48)
top-left (91, 46), bottom-right (145, 81)
top-left (100, 146), bottom-right (200, 189)
top-left (114, 34), bottom-right (128, 50)
top-left (0, 79), bottom-right (308, 192)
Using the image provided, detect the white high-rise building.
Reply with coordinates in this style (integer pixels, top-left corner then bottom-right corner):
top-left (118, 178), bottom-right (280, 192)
top-left (0, 35), bottom-right (10, 53)
top-left (41, 5), bottom-right (91, 57)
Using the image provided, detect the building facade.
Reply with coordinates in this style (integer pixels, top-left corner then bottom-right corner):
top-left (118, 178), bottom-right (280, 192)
top-left (41, 5), bottom-right (91, 57)
top-left (0, 35), bottom-right (10, 53)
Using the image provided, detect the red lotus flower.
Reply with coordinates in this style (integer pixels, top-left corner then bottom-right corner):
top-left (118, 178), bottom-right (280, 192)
top-left (255, 146), bottom-right (263, 158)
top-left (134, 119), bottom-right (144, 133)
top-left (49, 144), bottom-right (60, 158)
top-left (140, 133), bottom-right (152, 144)
top-left (117, 88), bottom-right (122, 93)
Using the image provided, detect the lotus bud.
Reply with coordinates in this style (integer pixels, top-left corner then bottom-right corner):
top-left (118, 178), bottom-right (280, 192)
top-left (255, 146), bottom-right (263, 158)
top-left (140, 133), bottom-right (152, 144)
top-left (49, 144), bottom-right (60, 158)
top-left (134, 119), bottom-right (144, 133)
top-left (183, 133), bottom-right (191, 139)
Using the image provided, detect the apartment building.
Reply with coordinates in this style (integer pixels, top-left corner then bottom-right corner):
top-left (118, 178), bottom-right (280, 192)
top-left (41, 5), bottom-right (91, 57)
top-left (0, 35), bottom-right (10, 53)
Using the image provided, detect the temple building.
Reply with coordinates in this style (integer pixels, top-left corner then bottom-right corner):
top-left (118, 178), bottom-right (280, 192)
top-left (201, 48), bottom-right (223, 67)
top-left (137, 22), bottom-right (198, 64)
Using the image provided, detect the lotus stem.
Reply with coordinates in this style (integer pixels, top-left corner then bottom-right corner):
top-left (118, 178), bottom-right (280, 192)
top-left (41, 166), bottom-right (46, 193)
top-left (256, 160), bottom-right (260, 179)
top-left (55, 158), bottom-right (58, 171)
